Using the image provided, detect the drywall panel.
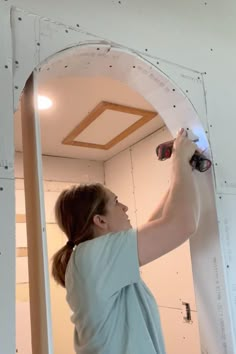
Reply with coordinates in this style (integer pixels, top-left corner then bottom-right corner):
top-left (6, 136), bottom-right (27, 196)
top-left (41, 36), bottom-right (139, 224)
top-left (14, 167), bottom-right (105, 353)
top-left (104, 127), bottom-right (201, 353)
top-left (216, 194), bottom-right (236, 347)
top-left (0, 2), bottom-right (234, 352)
top-left (16, 302), bottom-right (32, 354)
top-left (0, 179), bottom-right (15, 354)
top-left (104, 148), bottom-right (137, 228)
top-left (143, 129), bottom-right (232, 353)
top-left (138, 56), bottom-right (208, 134)
top-left (11, 7), bottom-right (99, 110)
top-left (105, 124), bottom-right (234, 353)
top-left (159, 306), bottom-right (201, 354)
top-left (0, 5), bottom-right (16, 353)
top-left (16, 257), bottom-right (29, 284)
top-left (15, 189), bottom-right (26, 215)
top-left (11, 9), bottom-right (40, 112)
top-left (46, 223), bottom-right (75, 354)
top-left (10, 0), bottom-right (236, 189)
top-left (15, 152), bottom-right (105, 223)
top-left (187, 170), bottom-right (234, 354)
top-left (130, 127), bottom-right (172, 224)
top-left (142, 241), bottom-right (198, 311)
top-left (16, 283), bottom-right (30, 302)
top-left (16, 222), bottom-right (27, 247)
top-left (203, 69), bottom-right (236, 195)
top-left (15, 222), bottom-right (74, 354)
top-left (40, 156), bottom-right (104, 184)
top-left (11, 9), bottom-right (209, 162)
top-left (15, 152), bottom-right (104, 184)
top-left (0, 3), bottom-right (15, 180)
top-left (8, 0), bottom-right (234, 75)
top-left (130, 128), bottom-right (199, 308)
top-left (141, 53), bottom-right (236, 195)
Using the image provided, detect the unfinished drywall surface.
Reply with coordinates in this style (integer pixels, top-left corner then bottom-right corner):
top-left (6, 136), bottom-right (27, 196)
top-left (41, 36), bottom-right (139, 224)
top-left (15, 154), bottom-right (104, 353)
top-left (47, 223), bottom-right (74, 354)
top-left (16, 222), bottom-right (75, 354)
top-left (0, 1), bottom-right (235, 352)
top-left (104, 127), bottom-right (201, 354)
top-left (15, 152), bottom-right (104, 185)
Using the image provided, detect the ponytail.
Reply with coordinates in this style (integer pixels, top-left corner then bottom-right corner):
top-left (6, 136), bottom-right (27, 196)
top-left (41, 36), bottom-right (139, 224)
top-left (52, 184), bottom-right (108, 288)
top-left (52, 244), bottom-right (74, 287)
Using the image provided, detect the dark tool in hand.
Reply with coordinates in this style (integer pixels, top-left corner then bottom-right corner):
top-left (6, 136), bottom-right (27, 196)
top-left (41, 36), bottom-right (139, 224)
top-left (156, 140), bottom-right (212, 172)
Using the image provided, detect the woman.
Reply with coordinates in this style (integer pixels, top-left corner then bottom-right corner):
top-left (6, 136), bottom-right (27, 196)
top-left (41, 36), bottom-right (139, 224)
top-left (52, 128), bottom-right (200, 354)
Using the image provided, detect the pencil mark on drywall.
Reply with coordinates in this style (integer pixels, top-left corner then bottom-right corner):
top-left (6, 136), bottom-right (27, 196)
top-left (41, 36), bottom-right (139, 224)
top-left (213, 256), bottom-right (228, 354)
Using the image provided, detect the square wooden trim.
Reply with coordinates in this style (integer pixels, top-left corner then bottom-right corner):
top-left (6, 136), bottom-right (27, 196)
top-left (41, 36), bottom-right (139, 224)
top-left (62, 101), bottom-right (157, 150)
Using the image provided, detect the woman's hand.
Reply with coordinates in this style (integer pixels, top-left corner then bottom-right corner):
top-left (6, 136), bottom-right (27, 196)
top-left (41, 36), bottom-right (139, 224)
top-left (172, 128), bottom-right (199, 168)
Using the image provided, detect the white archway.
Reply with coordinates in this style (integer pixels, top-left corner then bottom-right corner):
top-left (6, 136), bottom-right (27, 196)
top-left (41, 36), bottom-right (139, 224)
top-left (18, 40), bottom-right (226, 354)
top-left (7, 1), bottom-right (231, 345)
top-left (38, 43), bottom-right (209, 155)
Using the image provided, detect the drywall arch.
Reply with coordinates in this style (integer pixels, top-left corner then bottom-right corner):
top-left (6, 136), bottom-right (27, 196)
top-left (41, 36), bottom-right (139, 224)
top-left (0, 5), bottom-right (233, 354)
top-left (23, 44), bottom-right (233, 354)
top-left (37, 43), bottom-right (209, 153)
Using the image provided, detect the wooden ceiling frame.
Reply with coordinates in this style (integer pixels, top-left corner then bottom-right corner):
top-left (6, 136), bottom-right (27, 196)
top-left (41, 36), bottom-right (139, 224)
top-left (62, 101), bottom-right (157, 150)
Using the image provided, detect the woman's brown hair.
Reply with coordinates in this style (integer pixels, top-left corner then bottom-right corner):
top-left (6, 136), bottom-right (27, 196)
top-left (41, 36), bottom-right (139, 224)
top-left (52, 183), bottom-right (108, 287)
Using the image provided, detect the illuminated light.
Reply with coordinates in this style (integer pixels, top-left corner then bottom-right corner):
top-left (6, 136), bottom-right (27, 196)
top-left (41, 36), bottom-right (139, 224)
top-left (38, 95), bottom-right (52, 110)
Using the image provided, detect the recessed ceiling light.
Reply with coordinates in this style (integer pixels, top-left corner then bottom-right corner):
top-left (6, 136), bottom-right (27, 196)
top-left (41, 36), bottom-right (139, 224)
top-left (38, 95), bottom-right (53, 110)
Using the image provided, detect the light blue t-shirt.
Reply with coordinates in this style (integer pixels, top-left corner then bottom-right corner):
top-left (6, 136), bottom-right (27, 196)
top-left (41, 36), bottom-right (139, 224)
top-left (65, 228), bottom-right (166, 354)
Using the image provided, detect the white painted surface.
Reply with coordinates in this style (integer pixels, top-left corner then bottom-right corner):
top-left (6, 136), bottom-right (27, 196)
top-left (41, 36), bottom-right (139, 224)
top-left (75, 110), bottom-right (143, 144)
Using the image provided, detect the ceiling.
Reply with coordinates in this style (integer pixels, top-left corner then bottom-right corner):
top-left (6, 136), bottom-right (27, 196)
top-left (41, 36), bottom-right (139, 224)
top-left (14, 75), bottom-right (165, 161)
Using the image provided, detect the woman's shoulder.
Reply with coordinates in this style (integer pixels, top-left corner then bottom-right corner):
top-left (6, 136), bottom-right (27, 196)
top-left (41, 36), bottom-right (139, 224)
top-left (78, 228), bottom-right (136, 249)
top-left (74, 228), bottom-right (137, 266)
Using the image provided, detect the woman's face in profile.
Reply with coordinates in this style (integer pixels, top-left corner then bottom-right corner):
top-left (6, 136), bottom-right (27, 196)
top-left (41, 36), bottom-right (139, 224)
top-left (104, 189), bottom-right (132, 233)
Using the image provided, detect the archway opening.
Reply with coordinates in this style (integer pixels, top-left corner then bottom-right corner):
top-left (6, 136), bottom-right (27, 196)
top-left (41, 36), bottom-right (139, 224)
top-left (15, 43), bottom-right (211, 354)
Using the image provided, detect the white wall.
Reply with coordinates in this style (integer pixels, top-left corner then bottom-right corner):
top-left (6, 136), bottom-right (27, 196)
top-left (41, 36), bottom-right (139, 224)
top-left (15, 152), bottom-right (104, 354)
top-left (104, 127), bottom-right (201, 354)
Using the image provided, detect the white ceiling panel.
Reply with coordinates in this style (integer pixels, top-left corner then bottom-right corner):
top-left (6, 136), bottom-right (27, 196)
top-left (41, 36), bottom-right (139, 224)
top-left (74, 110), bottom-right (142, 145)
top-left (15, 74), bottom-right (164, 160)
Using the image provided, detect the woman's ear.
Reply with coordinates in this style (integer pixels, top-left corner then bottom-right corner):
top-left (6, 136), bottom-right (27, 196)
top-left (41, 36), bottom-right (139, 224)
top-left (93, 214), bottom-right (107, 230)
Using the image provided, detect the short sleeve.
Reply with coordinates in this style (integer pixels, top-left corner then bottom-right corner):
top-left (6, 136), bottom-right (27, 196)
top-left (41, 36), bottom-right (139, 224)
top-left (75, 228), bottom-right (141, 299)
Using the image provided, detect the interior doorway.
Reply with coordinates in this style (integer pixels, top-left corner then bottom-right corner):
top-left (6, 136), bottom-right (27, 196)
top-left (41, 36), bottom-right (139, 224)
top-left (15, 43), bottom-right (211, 354)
